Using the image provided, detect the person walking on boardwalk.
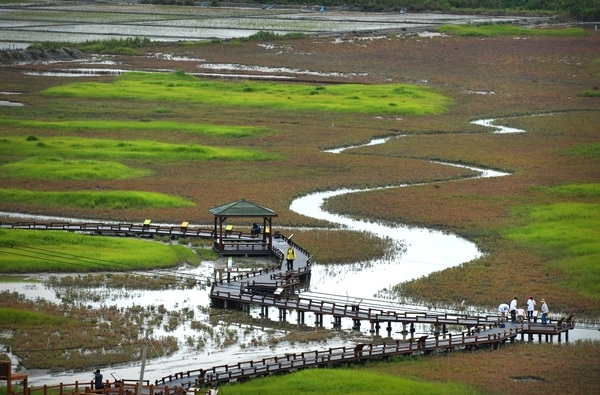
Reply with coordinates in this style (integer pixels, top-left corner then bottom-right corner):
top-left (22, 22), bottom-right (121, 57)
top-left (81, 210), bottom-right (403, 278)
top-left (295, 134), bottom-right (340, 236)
top-left (540, 298), bottom-right (549, 324)
top-left (509, 297), bottom-right (518, 322)
top-left (286, 245), bottom-right (296, 270)
top-left (498, 303), bottom-right (509, 322)
top-left (526, 296), bottom-right (536, 321)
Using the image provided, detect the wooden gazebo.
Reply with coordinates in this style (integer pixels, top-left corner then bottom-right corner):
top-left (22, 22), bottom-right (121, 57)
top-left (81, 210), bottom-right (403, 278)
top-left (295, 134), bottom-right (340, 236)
top-left (209, 199), bottom-right (278, 255)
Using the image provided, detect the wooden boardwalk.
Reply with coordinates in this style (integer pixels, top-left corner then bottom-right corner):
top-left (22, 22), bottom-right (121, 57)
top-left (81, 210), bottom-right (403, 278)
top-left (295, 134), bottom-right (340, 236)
top-left (156, 326), bottom-right (523, 388)
top-left (1, 219), bottom-right (576, 390)
top-left (155, 320), bottom-right (575, 389)
top-left (0, 220), bottom-right (274, 256)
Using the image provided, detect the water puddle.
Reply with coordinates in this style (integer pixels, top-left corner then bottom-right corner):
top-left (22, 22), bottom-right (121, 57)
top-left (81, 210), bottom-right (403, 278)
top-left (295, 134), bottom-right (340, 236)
top-left (197, 62), bottom-right (367, 78)
top-left (0, 100), bottom-right (23, 106)
top-left (23, 68), bottom-right (172, 77)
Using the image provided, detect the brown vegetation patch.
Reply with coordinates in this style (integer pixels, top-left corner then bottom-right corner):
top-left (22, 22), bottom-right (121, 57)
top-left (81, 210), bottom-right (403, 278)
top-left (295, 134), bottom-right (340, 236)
top-left (364, 341), bottom-right (600, 395)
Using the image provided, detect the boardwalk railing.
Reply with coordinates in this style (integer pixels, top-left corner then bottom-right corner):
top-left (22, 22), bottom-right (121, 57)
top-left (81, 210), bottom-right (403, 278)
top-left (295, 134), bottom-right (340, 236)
top-left (9, 379), bottom-right (194, 395)
top-left (0, 221), bottom-right (216, 239)
top-left (209, 286), bottom-right (501, 327)
top-left (157, 327), bottom-right (523, 388)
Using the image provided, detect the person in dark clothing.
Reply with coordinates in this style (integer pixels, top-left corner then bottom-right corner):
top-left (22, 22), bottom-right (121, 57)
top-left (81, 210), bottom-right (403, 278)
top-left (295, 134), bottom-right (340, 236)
top-left (94, 369), bottom-right (104, 393)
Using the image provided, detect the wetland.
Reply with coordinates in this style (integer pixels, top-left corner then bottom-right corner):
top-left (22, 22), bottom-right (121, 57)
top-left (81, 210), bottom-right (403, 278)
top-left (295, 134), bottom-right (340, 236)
top-left (1, 2), bottom-right (599, 393)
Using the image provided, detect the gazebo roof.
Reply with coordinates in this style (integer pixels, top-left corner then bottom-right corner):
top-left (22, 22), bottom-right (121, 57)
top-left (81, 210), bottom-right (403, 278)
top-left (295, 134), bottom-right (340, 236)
top-left (209, 199), bottom-right (278, 217)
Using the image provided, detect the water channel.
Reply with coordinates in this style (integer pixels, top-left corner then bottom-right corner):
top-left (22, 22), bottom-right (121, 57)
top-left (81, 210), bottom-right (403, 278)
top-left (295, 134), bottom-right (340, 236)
top-left (3, 116), bottom-right (599, 386)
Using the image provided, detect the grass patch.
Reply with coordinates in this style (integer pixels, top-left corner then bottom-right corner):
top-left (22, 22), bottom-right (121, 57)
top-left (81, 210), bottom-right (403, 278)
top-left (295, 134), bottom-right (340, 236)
top-left (0, 308), bottom-right (67, 327)
top-left (0, 136), bottom-right (278, 162)
top-left (0, 229), bottom-right (199, 272)
top-left (580, 90), bottom-right (600, 97)
top-left (0, 118), bottom-right (277, 138)
top-left (42, 71), bottom-right (453, 116)
top-left (436, 24), bottom-right (588, 37)
top-left (222, 367), bottom-right (481, 394)
top-left (0, 188), bottom-right (195, 209)
top-left (504, 193), bottom-right (600, 299)
top-left (0, 157), bottom-right (153, 180)
top-left (570, 142), bottom-right (600, 157)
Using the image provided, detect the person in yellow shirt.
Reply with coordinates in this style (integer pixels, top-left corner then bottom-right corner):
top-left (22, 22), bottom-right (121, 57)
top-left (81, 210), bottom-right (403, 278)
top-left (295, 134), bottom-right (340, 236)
top-left (286, 245), bottom-right (296, 270)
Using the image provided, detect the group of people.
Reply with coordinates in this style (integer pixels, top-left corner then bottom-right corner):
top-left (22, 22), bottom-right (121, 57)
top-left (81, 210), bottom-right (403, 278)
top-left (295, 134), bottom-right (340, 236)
top-left (498, 296), bottom-right (549, 324)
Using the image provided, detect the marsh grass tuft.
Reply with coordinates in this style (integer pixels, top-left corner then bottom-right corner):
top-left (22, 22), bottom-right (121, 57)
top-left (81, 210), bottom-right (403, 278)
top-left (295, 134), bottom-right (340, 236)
top-left (0, 157), bottom-right (153, 180)
top-left (437, 24), bottom-right (588, 37)
top-left (0, 188), bottom-right (196, 209)
top-left (0, 136), bottom-right (277, 162)
top-left (504, 197), bottom-right (600, 299)
top-left (0, 118), bottom-right (278, 138)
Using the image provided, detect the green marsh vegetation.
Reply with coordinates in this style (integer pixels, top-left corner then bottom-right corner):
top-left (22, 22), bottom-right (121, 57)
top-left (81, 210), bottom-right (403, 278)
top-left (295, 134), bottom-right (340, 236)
top-left (0, 189), bottom-right (195, 209)
top-left (0, 157), bottom-right (153, 181)
top-left (436, 23), bottom-right (589, 37)
top-left (0, 118), bottom-right (277, 138)
top-left (0, 136), bottom-right (277, 162)
top-left (505, 184), bottom-right (600, 299)
top-left (0, 229), bottom-right (199, 272)
top-left (43, 72), bottom-right (453, 116)
top-left (222, 367), bottom-right (482, 395)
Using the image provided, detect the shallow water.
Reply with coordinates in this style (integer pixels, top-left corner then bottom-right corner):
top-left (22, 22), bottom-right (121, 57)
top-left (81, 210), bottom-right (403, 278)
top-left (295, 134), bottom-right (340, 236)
top-left (0, 5), bottom-right (549, 48)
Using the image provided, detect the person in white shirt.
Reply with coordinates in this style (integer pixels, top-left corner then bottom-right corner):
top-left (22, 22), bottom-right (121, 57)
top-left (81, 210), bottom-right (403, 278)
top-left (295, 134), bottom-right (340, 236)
top-left (526, 296), bottom-right (536, 321)
top-left (498, 303), bottom-right (510, 322)
top-left (509, 297), bottom-right (518, 322)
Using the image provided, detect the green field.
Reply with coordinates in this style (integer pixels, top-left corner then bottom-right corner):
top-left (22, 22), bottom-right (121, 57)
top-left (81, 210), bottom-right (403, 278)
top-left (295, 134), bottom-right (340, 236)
top-left (505, 184), bottom-right (600, 299)
top-left (436, 24), bottom-right (588, 37)
top-left (0, 157), bottom-right (153, 180)
top-left (0, 136), bottom-right (277, 162)
top-left (0, 118), bottom-right (277, 138)
top-left (0, 229), bottom-right (199, 272)
top-left (42, 72), bottom-right (453, 116)
top-left (221, 366), bottom-right (482, 395)
top-left (0, 188), bottom-right (196, 209)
